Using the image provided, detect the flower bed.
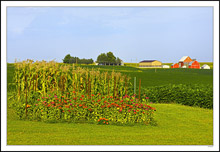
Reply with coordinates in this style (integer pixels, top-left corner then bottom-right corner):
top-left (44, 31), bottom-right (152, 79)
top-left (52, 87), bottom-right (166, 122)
top-left (15, 91), bottom-right (156, 125)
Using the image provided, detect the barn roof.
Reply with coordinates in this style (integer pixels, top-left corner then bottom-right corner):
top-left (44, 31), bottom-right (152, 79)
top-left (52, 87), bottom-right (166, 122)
top-left (139, 60), bottom-right (156, 63)
top-left (179, 56), bottom-right (189, 62)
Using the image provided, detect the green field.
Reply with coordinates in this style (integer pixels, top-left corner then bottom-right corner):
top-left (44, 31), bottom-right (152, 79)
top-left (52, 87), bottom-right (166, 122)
top-left (77, 64), bottom-right (213, 87)
top-left (7, 63), bottom-right (213, 145)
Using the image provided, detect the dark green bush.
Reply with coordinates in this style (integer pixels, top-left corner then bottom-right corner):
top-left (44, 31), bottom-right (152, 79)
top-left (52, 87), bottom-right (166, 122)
top-left (143, 84), bottom-right (213, 109)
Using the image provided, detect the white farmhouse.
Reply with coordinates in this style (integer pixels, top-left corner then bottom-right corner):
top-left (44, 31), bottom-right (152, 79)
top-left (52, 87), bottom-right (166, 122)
top-left (201, 64), bottom-right (210, 69)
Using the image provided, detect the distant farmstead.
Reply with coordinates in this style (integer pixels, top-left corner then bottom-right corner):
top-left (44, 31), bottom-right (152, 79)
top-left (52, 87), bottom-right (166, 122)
top-left (188, 61), bottom-right (200, 69)
top-left (139, 60), bottom-right (162, 68)
top-left (201, 64), bottom-right (210, 69)
top-left (171, 63), bottom-right (179, 68)
top-left (178, 56), bottom-right (193, 68)
top-left (162, 65), bottom-right (170, 68)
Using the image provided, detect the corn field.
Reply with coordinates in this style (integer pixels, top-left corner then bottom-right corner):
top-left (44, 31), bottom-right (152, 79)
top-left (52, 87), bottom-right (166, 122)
top-left (14, 59), bottom-right (133, 103)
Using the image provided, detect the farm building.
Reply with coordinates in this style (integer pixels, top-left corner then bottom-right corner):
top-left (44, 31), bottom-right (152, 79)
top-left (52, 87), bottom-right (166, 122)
top-left (188, 60), bottom-right (200, 69)
top-left (178, 56), bottom-right (193, 68)
top-left (201, 64), bottom-right (210, 69)
top-left (162, 65), bottom-right (170, 68)
top-left (139, 60), bottom-right (162, 68)
top-left (171, 63), bottom-right (179, 68)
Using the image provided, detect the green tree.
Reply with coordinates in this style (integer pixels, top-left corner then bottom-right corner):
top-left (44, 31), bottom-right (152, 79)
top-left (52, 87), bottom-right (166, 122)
top-left (63, 54), bottom-right (72, 63)
top-left (107, 52), bottom-right (116, 65)
top-left (96, 53), bottom-right (108, 65)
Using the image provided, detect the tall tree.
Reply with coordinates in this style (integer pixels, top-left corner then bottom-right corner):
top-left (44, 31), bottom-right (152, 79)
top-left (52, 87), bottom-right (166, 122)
top-left (63, 54), bottom-right (71, 63)
top-left (96, 53), bottom-right (108, 65)
top-left (106, 52), bottom-right (116, 65)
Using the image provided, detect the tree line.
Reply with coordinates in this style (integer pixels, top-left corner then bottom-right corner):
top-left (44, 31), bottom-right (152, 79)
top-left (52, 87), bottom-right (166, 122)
top-left (63, 54), bottom-right (93, 64)
top-left (63, 52), bottom-right (122, 65)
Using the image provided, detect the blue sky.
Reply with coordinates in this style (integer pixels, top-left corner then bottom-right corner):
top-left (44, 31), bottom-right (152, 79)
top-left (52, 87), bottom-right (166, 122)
top-left (7, 7), bottom-right (213, 63)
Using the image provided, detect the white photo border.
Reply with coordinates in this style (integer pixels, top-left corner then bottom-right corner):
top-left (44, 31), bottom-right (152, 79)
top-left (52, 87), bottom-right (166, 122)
top-left (1, 1), bottom-right (219, 151)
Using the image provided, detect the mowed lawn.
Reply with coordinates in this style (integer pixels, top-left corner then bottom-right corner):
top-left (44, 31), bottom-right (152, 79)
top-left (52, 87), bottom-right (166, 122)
top-left (6, 63), bottom-right (213, 145)
top-left (7, 103), bottom-right (213, 145)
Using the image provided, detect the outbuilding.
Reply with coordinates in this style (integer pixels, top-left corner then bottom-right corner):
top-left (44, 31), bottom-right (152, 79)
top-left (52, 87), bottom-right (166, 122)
top-left (171, 63), bottom-right (179, 68)
top-left (139, 60), bottom-right (162, 68)
top-left (201, 64), bottom-right (210, 69)
top-left (188, 60), bottom-right (200, 69)
top-left (178, 56), bottom-right (192, 68)
top-left (162, 65), bottom-right (170, 68)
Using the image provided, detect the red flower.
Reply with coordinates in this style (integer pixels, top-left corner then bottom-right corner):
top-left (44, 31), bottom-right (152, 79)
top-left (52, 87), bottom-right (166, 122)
top-left (80, 98), bottom-right (83, 101)
top-left (79, 104), bottom-right (82, 107)
top-left (134, 112), bottom-right (137, 114)
top-left (92, 94), bottom-right (94, 96)
top-left (146, 97), bottom-right (149, 99)
top-left (72, 91), bottom-right (75, 93)
top-left (81, 95), bottom-right (85, 98)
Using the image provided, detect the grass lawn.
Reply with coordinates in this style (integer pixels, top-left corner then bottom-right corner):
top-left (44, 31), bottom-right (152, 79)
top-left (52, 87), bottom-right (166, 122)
top-left (6, 63), bottom-right (213, 145)
top-left (7, 103), bottom-right (213, 145)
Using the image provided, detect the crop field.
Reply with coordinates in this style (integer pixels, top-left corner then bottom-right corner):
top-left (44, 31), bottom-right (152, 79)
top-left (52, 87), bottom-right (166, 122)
top-left (7, 61), bottom-right (213, 145)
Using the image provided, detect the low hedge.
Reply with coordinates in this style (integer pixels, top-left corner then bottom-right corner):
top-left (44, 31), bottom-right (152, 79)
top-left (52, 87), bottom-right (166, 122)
top-left (143, 84), bottom-right (213, 109)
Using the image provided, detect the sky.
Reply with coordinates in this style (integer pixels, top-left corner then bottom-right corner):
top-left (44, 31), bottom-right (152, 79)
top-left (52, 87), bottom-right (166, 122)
top-left (7, 7), bottom-right (213, 63)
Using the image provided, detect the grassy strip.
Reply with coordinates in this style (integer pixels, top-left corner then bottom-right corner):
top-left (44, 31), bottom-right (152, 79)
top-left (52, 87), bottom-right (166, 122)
top-left (7, 103), bottom-right (213, 145)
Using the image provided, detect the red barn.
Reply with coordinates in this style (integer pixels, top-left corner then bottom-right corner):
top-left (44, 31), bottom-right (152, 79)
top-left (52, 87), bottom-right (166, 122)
top-left (178, 56), bottom-right (192, 68)
top-left (171, 63), bottom-right (179, 68)
top-left (188, 61), bottom-right (200, 69)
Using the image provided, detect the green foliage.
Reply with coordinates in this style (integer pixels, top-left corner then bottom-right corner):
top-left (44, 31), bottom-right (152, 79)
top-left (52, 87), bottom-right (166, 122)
top-left (143, 84), bottom-right (213, 109)
top-left (96, 52), bottom-right (122, 65)
top-left (63, 54), bottom-right (72, 63)
top-left (63, 54), bottom-right (93, 64)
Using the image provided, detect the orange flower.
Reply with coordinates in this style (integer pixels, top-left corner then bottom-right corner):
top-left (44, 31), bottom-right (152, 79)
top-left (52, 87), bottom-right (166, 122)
top-left (103, 121), bottom-right (105, 123)
top-left (58, 107), bottom-right (62, 109)
top-left (26, 104), bottom-right (31, 108)
top-left (106, 122), bottom-right (108, 124)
